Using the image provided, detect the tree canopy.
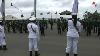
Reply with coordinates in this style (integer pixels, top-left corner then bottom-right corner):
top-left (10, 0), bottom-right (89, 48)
top-left (83, 10), bottom-right (100, 21)
top-left (59, 10), bottom-right (71, 15)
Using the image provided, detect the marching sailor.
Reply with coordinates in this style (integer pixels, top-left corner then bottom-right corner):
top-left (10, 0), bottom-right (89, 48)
top-left (66, 14), bottom-right (81, 56)
top-left (27, 16), bottom-right (40, 56)
top-left (0, 21), bottom-right (7, 50)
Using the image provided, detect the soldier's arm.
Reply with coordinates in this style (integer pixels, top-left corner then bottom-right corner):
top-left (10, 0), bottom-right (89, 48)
top-left (31, 25), bottom-right (36, 33)
top-left (36, 26), bottom-right (40, 41)
top-left (0, 28), bottom-right (2, 32)
top-left (77, 22), bottom-right (82, 34)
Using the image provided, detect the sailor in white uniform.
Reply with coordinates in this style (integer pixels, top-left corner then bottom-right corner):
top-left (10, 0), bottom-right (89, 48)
top-left (66, 15), bottom-right (81, 56)
top-left (27, 16), bottom-right (40, 56)
top-left (0, 21), bottom-right (7, 50)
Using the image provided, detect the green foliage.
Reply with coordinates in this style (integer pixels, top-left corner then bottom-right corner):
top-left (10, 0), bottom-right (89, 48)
top-left (59, 10), bottom-right (71, 15)
top-left (83, 10), bottom-right (100, 21)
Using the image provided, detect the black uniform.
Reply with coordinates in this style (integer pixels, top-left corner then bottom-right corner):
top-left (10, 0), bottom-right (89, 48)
top-left (57, 19), bottom-right (62, 34)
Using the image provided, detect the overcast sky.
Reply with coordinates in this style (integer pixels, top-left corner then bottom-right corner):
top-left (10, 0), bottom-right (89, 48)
top-left (0, 0), bottom-right (100, 19)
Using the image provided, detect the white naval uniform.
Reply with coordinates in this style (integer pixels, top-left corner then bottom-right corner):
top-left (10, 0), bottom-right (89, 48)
top-left (0, 25), bottom-right (6, 47)
top-left (66, 20), bottom-right (81, 54)
top-left (27, 22), bottom-right (40, 51)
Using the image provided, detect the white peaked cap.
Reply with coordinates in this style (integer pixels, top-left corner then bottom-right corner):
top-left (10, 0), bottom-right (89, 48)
top-left (72, 13), bottom-right (77, 15)
top-left (29, 16), bottom-right (36, 20)
top-left (0, 21), bottom-right (2, 22)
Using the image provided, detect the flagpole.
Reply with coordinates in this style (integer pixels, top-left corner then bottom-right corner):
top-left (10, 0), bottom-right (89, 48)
top-left (2, 0), bottom-right (5, 27)
top-left (34, 0), bottom-right (36, 18)
top-left (56, 14), bottom-right (57, 19)
top-left (51, 12), bottom-right (52, 19)
top-left (72, 0), bottom-right (78, 25)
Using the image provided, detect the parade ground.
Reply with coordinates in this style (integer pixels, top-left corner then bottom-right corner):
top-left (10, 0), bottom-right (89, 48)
top-left (0, 24), bottom-right (100, 56)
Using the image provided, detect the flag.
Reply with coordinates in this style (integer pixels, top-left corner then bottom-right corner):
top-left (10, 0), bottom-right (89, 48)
top-left (11, 3), bottom-right (13, 6)
top-left (92, 2), bottom-right (95, 4)
top-left (72, 0), bottom-right (78, 15)
top-left (92, 1), bottom-right (97, 7)
top-left (55, 12), bottom-right (57, 14)
top-left (21, 14), bottom-right (24, 18)
top-left (40, 13), bottom-right (43, 15)
top-left (47, 12), bottom-right (50, 14)
top-left (0, 0), bottom-right (5, 16)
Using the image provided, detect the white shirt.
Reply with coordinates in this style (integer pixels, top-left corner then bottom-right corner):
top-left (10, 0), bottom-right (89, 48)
top-left (67, 20), bottom-right (81, 37)
top-left (27, 22), bottom-right (39, 38)
top-left (0, 25), bottom-right (5, 38)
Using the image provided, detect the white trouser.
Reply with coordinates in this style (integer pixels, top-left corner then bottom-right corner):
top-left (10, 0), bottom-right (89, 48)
top-left (66, 37), bottom-right (79, 54)
top-left (0, 36), bottom-right (6, 46)
top-left (2, 37), bottom-right (6, 45)
top-left (29, 38), bottom-right (38, 51)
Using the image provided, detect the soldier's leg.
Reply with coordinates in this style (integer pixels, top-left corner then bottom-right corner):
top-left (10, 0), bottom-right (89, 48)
top-left (89, 29), bottom-right (91, 36)
top-left (93, 26), bottom-right (95, 33)
top-left (2, 37), bottom-right (7, 50)
top-left (66, 37), bottom-right (72, 56)
top-left (73, 38), bottom-right (79, 56)
top-left (29, 38), bottom-right (33, 56)
top-left (13, 27), bottom-right (16, 33)
top-left (59, 28), bottom-right (62, 34)
top-left (19, 26), bottom-right (23, 33)
top-left (96, 27), bottom-right (98, 33)
top-left (51, 25), bottom-right (53, 30)
top-left (8, 27), bottom-right (10, 32)
top-left (40, 30), bottom-right (42, 36)
top-left (25, 28), bottom-right (28, 33)
top-left (97, 28), bottom-right (100, 36)
top-left (43, 29), bottom-right (45, 36)
top-left (33, 38), bottom-right (39, 56)
top-left (86, 30), bottom-right (88, 36)
top-left (57, 28), bottom-right (59, 34)
top-left (98, 31), bottom-right (100, 36)
top-left (0, 37), bottom-right (2, 50)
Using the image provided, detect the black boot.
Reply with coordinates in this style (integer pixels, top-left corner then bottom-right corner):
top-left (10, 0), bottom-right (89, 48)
top-left (74, 54), bottom-right (78, 56)
top-left (66, 53), bottom-right (69, 56)
top-left (29, 51), bottom-right (32, 56)
top-left (35, 51), bottom-right (40, 56)
top-left (0, 46), bottom-right (2, 50)
top-left (3, 45), bottom-right (7, 50)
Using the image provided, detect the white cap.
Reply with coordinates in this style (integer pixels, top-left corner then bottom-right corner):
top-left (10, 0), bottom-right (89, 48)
top-left (72, 13), bottom-right (77, 15)
top-left (0, 21), bottom-right (2, 23)
top-left (29, 16), bottom-right (36, 20)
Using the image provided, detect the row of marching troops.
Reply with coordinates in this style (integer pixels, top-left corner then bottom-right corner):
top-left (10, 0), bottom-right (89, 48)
top-left (1, 18), bottom-right (100, 37)
top-left (81, 19), bottom-right (100, 36)
top-left (5, 20), bottom-right (28, 33)
top-left (3, 18), bottom-right (67, 35)
top-left (4, 19), bottom-right (48, 36)
top-left (57, 17), bottom-right (67, 34)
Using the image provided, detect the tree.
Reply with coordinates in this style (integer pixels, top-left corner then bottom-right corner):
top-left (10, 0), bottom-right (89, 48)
top-left (59, 10), bottom-right (71, 15)
top-left (83, 10), bottom-right (100, 21)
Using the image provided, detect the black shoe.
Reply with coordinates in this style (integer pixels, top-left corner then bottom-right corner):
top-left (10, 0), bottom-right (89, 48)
top-left (29, 51), bottom-right (32, 56)
top-left (74, 54), bottom-right (78, 56)
top-left (3, 45), bottom-right (7, 50)
top-left (66, 53), bottom-right (69, 56)
top-left (35, 51), bottom-right (40, 56)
